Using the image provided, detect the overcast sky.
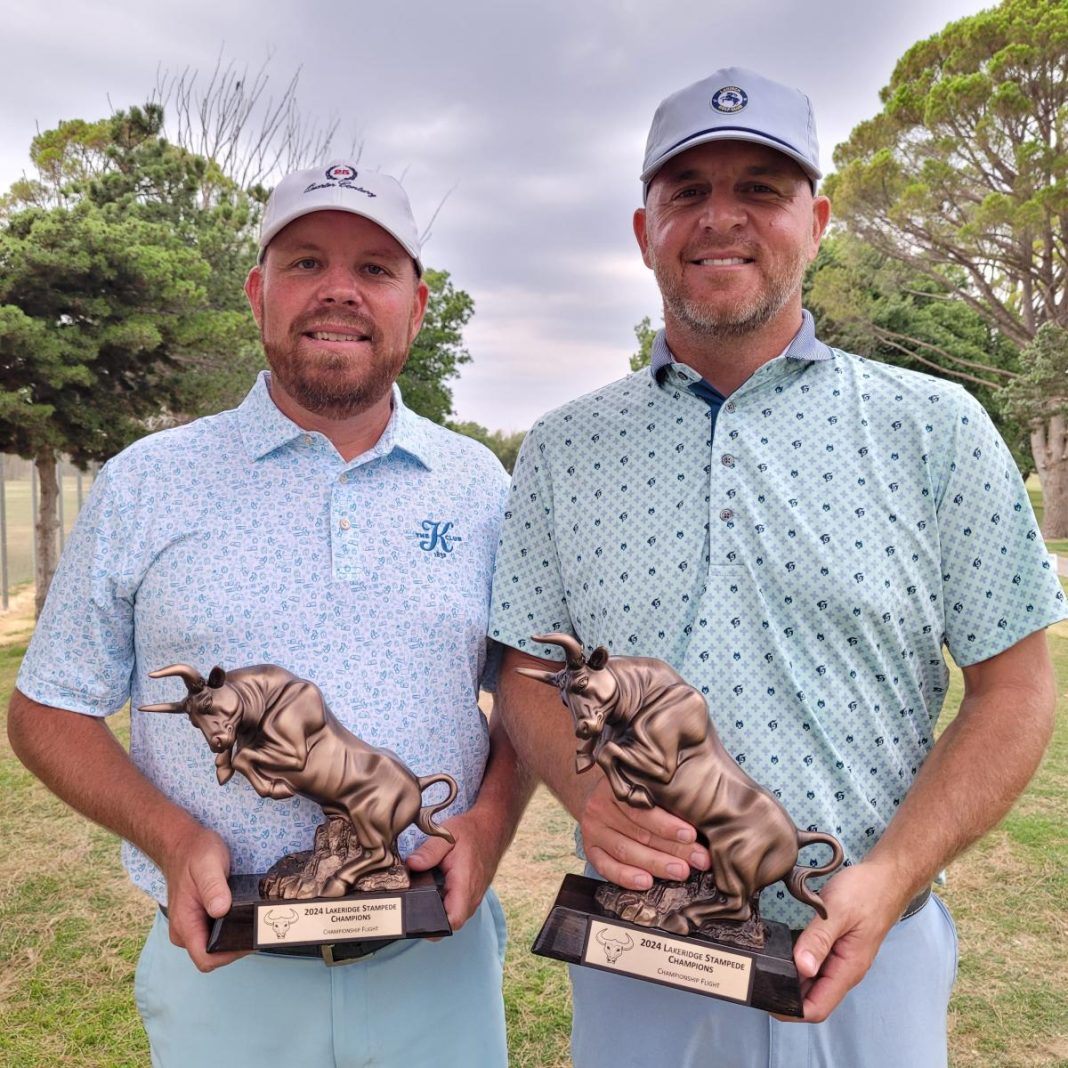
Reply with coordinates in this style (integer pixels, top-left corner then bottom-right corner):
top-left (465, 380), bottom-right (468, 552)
top-left (2, 0), bottom-right (992, 431)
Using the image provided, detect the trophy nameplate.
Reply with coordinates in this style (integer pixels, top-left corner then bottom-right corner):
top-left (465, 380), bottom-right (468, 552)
top-left (533, 873), bottom-right (801, 1015)
top-left (204, 870), bottom-right (451, 960)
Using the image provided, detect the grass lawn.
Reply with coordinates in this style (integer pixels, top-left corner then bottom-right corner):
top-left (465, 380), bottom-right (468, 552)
top-left (1, 596), bottom-right (1066, 1066)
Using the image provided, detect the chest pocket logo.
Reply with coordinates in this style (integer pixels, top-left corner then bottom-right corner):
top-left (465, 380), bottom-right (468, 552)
top-left (409, 519), bottom-right (462, 557)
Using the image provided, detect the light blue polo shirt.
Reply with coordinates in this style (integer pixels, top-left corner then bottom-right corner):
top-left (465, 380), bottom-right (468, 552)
top-left (19, 372), bottom-right (509, 903)
top-left (489, 313), bottom-right (1065, 927)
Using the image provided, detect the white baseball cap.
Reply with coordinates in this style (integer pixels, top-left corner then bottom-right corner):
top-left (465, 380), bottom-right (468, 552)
top-left (641, 67), bottom-right (821, 195)
top-left (258, 161), bottom-right (423, 274)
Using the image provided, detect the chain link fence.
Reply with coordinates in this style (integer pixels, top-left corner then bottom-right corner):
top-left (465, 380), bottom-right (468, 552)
top-left (0, 456), bottom-right (96, 611)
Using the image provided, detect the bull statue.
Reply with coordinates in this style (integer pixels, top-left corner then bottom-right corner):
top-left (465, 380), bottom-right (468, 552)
top-left (140, 663), bottom-right (457, 899)
top-left (518, 634), bottom-right (844, 936)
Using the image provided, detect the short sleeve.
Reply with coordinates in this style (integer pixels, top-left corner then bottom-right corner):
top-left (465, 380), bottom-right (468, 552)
top-left (937, 390), bottom-right (1066, 665)
top-left (488, 427), bottom-right (573, 660)
top-left (17, 463), bottom-right (138, 714)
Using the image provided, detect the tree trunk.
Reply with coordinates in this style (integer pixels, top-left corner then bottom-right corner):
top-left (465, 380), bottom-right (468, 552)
top-left (1032, 417), bottom-right (1068, 539)
top-left (34, 451), bottom-right (60, 619)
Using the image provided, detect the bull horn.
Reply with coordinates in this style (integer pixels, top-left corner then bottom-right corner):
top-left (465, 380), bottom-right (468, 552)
top-left (596, 928), bottom-right (609, 946)
top-left (531, 632), bottom-right (585, 670)
top-left (620, 932), bottom-right (633, 948)
top-left (516, 666), bottom-right (560, 685)
top-left (148, 664), bottom-right (206, 694)
top-left (137, 701), bottom-right (188, 714)
top-left (265, 908), bottom-right (298, 922)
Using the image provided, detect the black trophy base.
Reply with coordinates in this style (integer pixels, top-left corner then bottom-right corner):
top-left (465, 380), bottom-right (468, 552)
top-left (533, 874), bottom-right (803, 1017)
top-left (207, 869), bottom-right (451, 961)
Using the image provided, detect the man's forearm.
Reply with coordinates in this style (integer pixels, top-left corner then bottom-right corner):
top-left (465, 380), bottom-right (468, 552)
top-left (864, 629), bottom-right (1055, 907)
top-left (7, 688), bottom-right (207, 871)
top-left (496, 647), bottom-right (595, 820)
top-left (791, 630), bottom-right (1056, 1021)
top-left (466, 707), bottom-right (537, 858)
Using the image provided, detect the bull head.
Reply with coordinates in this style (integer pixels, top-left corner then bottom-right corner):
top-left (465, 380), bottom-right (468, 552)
top-left (516, 633), bottom-right (613, 772)
top-left (139, 664), bottom-right (239, 755)
top-left (595, 927), bottom-right (633, 964)
top-left (263, 907), bottom-right (299, 938)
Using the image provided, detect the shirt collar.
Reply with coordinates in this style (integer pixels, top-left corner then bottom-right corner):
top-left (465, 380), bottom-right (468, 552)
top-left (650, 308), bottom-right (832, 383)
top-left (236, 370), bottom-right (435, 470)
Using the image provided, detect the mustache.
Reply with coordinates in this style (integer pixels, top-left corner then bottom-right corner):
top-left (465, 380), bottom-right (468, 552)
top-left (293, 314), bottom-right (376, 337)
top-left (682, 241), bottom-right (759, 259)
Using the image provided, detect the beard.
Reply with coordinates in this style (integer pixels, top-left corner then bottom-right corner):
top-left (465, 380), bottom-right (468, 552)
top-left (261, 312), bottom-right (412, 420)
top-left (650, 241), bottom-right (807, 339)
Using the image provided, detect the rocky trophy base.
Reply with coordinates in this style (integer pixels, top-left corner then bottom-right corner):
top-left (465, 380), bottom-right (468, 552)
top-left (533, 874), bottom-right (803, 1017)
top-left (206, 869), bottom-right (451, 961)
top-left (205, 821), bottom-right (451, 960)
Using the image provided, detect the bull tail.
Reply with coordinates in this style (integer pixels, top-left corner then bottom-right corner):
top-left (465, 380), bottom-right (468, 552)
top-left (786, 831), bottom-right (845, 920)
top-left (415, 774), bottom-right (458, 844)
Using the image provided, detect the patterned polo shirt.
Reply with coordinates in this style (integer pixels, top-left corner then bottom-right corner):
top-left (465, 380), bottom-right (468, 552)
top-left (489, 313), bottom-right (1066, 927)
top-left (19, 372), bottom-right (509, 903)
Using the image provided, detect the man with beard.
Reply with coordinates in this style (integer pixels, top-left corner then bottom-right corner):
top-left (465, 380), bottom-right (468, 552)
top-left (489, 69), bottom-right (1063, 1067)
top-left (8, 164), bottom-right (529, 1067)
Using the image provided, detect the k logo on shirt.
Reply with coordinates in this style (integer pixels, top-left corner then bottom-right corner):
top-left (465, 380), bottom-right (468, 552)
top-left (408, 519), bottom-right (463, 557)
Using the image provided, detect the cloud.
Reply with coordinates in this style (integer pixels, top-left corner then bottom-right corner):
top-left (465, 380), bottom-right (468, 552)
top-left (0, 0), bottom-right (993, 432)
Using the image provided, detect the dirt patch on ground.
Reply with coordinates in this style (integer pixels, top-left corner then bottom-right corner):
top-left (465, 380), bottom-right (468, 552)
top-left (0, 586), bottom-right (35, 645)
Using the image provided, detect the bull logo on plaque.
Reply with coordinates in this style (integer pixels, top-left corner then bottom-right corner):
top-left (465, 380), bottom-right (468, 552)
top-left (519, 634), bottom-right (844, 1017)
top-left (140, 663), bottom-right (456, 962)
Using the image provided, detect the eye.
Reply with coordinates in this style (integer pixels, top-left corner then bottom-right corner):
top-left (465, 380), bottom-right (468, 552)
top-left (744, 180), bottom-right (793, 198)
top-left (294, 257), bottom-right (319, 270)
top-left (672, 185), bottom-right (704, 201)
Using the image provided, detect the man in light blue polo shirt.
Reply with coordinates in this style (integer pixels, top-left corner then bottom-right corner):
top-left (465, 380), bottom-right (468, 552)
top-left (8, 163), bottom-right (530, 1066)
top-left (491, 68), bottom-right (1063, 1067)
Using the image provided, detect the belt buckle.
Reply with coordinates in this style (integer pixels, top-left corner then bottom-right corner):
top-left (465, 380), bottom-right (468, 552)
top-left (320, 942), bottom-right (376, 967)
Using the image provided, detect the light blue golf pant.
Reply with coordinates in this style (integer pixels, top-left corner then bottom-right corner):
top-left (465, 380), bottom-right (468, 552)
top-left (135, 890), bottom-right (508, 1068)
top-left (571, 893), bottom-right (958, 1068)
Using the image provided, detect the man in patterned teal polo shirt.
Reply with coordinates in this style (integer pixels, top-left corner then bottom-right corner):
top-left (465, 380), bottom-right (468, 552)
top-left (491, 68), bottom-right (1063, 1067)
top-left (8, 164), bottom-right (530, 1066)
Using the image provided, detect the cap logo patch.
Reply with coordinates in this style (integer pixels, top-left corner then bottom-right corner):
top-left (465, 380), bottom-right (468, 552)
top-left (711, 86), bottom-right (748, 113)
top-left (302, 164), bottom-right (376, 200)
top-left (325, 163), bottom-right (358, 182)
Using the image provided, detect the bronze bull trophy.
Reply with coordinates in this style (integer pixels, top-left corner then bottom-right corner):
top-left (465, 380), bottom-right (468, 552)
top-left (140, 663), bottom-right (457, 961)
top-left (521, 633), bottom-right (845, 1017)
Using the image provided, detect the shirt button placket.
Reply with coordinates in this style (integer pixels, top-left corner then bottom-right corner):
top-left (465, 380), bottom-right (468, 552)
top-left (332, 469), bottom-right (357, 578)
top-left (716, 401), bottom-right (738, 530)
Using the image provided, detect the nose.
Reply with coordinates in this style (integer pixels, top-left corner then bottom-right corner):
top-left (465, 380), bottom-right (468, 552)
top-left (697, 190), bottom-right (746, 233)
top-left (316, 263), bottom-right (364, 306)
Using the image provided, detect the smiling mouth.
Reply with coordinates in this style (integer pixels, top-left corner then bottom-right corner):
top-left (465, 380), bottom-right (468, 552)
top-left (691, 256), bottom-right (752, 266)
top-left (306, 330), bottom-right (372, 342)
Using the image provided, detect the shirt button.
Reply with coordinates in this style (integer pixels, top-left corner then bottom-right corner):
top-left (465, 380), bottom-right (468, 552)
top-left (721, 454), bottom-right (736, 468)
top-left (725, 401), bottom-right (736, 414)
top-left (339, 517), bottom-right (351, 530)
top-left (719, 509), bottom-right (734, 521)
top-left (302, 434), bottom-right (314, 446)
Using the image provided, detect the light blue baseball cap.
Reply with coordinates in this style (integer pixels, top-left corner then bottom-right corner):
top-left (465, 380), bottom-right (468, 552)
top-left (641, 67), bottom-right (821, 195)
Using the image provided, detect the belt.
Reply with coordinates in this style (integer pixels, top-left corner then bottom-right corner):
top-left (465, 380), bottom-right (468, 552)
top-left (157, 906), bottom-right (391, 967)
